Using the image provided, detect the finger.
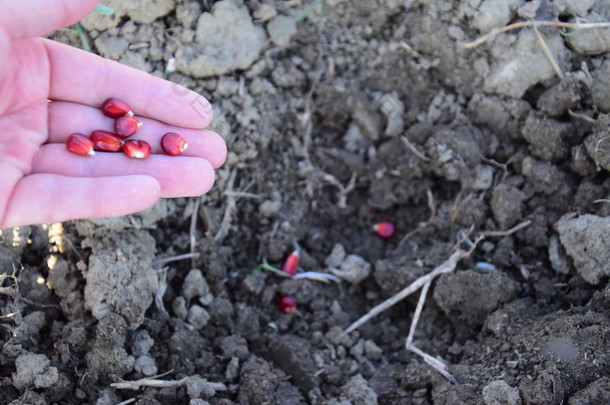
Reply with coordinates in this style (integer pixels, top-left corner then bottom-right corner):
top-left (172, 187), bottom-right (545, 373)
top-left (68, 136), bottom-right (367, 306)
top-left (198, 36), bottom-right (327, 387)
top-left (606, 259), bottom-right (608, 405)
top-left (33, 144), bottom-right (217, 198)
top-left (44, 39), bottom-right (213, 129)
top-left (47, 101), bottom-right (226, 168)
top-left (0, 0), bottom-right (98, 39)
top-left (0, 174), bottom-right (160, 228)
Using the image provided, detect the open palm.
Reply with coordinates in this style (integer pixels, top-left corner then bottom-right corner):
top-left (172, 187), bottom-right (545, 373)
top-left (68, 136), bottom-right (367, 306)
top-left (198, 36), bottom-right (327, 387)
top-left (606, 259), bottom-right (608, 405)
top-left (0, 0), bottom-right (226, 228)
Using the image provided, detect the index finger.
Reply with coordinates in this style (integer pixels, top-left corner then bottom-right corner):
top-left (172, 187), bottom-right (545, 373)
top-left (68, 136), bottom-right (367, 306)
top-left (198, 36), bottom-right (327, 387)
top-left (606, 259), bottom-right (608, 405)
top-left (44, 39), bottom-right (213, 129)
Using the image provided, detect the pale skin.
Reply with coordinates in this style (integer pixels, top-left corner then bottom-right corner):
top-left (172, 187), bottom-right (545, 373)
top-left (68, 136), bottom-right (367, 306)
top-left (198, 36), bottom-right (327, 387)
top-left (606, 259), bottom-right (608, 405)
top-left (0, 0), bottom-right (227, 228)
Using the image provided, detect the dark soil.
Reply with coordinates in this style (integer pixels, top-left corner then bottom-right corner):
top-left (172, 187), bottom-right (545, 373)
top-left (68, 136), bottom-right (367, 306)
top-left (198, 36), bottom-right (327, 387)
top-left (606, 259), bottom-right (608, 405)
top-left (2, 1), bottom-right (610, 404)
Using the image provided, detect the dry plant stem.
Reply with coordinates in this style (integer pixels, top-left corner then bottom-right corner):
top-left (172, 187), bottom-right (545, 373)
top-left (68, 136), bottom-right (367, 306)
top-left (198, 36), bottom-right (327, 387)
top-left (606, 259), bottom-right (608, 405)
top-left (594, 136), bottom-right (610, 169)
top-left (531, 23), bottom-right (565, 81)
top-left (482, 219), bottom-right (531, 237)
top-left (153, 253), bottom-right (200, 268)
top-left (397, 41), bottom-right (422, 58)
top-left (224, 191), bottom-right (264, 199)
top-left (568, 109), bottom-right (597, 124)
top-left (111, 376), bottom-right (226, 392)
top-left (594, 199), bottom-right (610, 204)
top-left (461, 20), bottom-right (610, 49)
top-left (116, 399), bottom-right (136, 405)
top-left (426, 189), bottom-right (436, 221)
top-left (405, 281), bottom-right (459, 384)
top-left (214, 170), bottom-right (237, 242)
top-left (190, 196), bottom-right (201, 269)
top-left (154, 267), bottom-right (170, 319)
top-left (401, 135), bottom-right (431, 162)
top-left (344, 249), bottom-right (468, 334)
top-left (299, 64), bottom-right (358, 207)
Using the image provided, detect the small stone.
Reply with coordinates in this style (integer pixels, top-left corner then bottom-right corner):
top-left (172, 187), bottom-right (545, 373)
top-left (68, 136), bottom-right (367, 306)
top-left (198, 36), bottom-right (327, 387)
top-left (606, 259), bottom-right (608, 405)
top-left (364, 340), bottom-right (383, 361)
top-left (557, 214), bottom-right (610, 284)
top-left (548, 235), bottom-right (571, 275)
top-left (175, 1), bottom-right (267, 77)
top-left (490, 184), bottom-right (526, 229)
top-left (331, 255), bottom-right (371, 284)
top-left (182, 269), bottom-right (210, 301)
top-left (325, 243), bottom-right (346, 268)
top-left (267, 15), bottom-right (297, 47)
top-left (271, 65), bottom-right (305, 88)
top-left (342, 374), bottom-right (378, 405)
top-left (124, 0), bottom-right (175, 24)
top-left (379, 92), bottom-right (405, 138)
top-left (94, 35), bottom-right (129, 60)
top-left (185, 375), bottom-right (217, 399)
top-left (12, 353), bottom-right (58, 390)
top-left (187, 305), bottom-right (211, 329)
top-left (254, 4), bottom-right (277, 22)
top-left (472, 164), bottom-right (494, 190)
top-left (134, 355), bottom-right (158, 376)
top-left (259, 200), bottom-right (282, 217)
top-left (565, 11), bottom-right (610, 55)
top-left (482, 380), bottom-right (522, 405)
top-left (172, 296), bottom-right (188, 320)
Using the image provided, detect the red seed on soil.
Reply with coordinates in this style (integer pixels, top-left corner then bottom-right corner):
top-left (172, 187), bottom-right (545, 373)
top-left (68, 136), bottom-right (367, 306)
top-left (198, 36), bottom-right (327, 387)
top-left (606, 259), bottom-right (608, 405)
top-left (101, 97), bottom-right (134, 118)
top-left (278, 295), bottom-right (297, 314)
top-left (282, 250), bottom-right (300, 276)
top-left (90, 130), bottom-right (124, 152)
top-left (115, 116), bottom-right (142, 138)
top-left (122, 139), bottom-right (151, 159)
top-left (373, 222), bottom-right (395, 239)
top-left (161, 132), bottom-right (189, 156)
top-left (66, 133), bottom-right (95, 157)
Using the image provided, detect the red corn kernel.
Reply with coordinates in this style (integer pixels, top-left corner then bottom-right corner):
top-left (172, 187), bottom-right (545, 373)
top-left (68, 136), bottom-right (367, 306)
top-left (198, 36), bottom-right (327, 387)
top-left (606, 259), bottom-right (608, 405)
top-left (66, 133), bottom-right (95, 157)
top-left (101, 97), bottom-right (134, 118)
top-left (161, 132), bottom-right (189, 156)
top-left (90, 130), bottom-right (124, 152)
top-left (122, 140), bottom-right (151, 159)
top-left (282, 250), bottom-right (300, 276)
top-left (115, 116), bottom-right (142, 138)
top-left (373, 222), bottom-right (395, 239)
top-left (278, 295), bottom-right (297, 314)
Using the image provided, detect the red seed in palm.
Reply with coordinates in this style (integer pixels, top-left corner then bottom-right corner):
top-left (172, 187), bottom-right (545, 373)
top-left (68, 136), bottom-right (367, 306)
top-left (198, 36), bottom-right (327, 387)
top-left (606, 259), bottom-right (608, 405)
top-left (101, 97), bottom-right (133, 118)
top-left (161, 132), bottom-right (189, 156)
top-left (122, 140), bottom-right (151, 159)
top-left (66, 133), bottom-right (95, 156)
top-left (278, 295), bottom-right (297, 314)
top-left (90, 130), bottom-right (123, 152)
top-left (115, 116), bottom-right (142, 138)
top-left (373, 222), bottom-right (395, 239)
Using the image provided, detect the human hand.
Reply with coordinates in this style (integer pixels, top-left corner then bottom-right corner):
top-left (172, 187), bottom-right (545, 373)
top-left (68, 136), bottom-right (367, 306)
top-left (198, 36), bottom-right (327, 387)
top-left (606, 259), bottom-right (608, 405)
top-left (0, 0), bottom-right (227, 228)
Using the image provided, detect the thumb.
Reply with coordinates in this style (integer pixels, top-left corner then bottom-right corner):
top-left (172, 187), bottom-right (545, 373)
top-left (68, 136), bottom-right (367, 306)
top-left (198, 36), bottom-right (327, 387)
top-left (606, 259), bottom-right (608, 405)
top-left (0, 0), bottom-right (99, 39)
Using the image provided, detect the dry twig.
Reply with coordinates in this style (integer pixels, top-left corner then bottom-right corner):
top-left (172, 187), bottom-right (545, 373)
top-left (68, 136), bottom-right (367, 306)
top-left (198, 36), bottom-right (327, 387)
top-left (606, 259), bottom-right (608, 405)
top-left (214, 170), bottom-right (237, 242)
top-left (531, 23), bottom-right (565, 80)
top-left (405, 281), bottom-right (458, 384)
top-left (111, 372), bottom-right (226, 392)
top-left (153, 253), bottom-right (200, 268)
top-left (344, 249), bottom-right (468, 334)
top-left (401, 135), bottom-right (431, 162)
top-left (190, 197), bottom-right (201, 268)
top-left (482, 219), bottom-right (531, 237)
top-left (461, 20), bottom-right (610, 49)
top-left (346, 220), bottom-right (532, 382)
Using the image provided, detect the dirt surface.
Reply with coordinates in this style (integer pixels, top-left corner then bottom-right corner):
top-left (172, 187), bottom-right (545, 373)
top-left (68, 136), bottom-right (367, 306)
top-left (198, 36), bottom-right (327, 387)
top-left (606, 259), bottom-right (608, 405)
top-left (2, 0), bottom-right (610, 404)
